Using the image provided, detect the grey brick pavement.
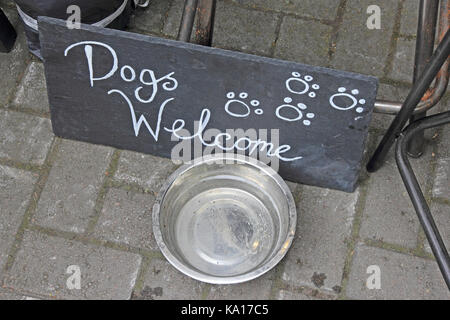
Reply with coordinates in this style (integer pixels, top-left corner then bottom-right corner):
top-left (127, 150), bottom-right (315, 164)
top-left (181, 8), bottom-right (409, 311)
top-left (133, 258), bottom-right (205, 300)
top-left (331, 0), bottom-right (399, 77)
top-left (33, 140), bottom-right (113, 234)
top-left (212, 1), bottom-right (280, 56)
top-left (433, 124), bottom-right (450, 200)
top-left (400, 0), bottom-right (419, 37)
top-left (0, 0), bottom-right (449, 300)
top-left (347, 243), bottom-right (450, 299)
top-left (281, 185), bottom-right (360, 294)
top-left (13, 62), bottom-right (49, 115)
top-left (115, 151), bottom-right (178, 193)
top-left (0, 166), bottom-right (37, 272)
top-left (94, 187), bottom-right (158, 250)
top-left (390, 38), bottom-right (416, 83)
top-left (424, 202), bottom-right (450, 255)
top-left (275, 17), bottom-right (333, 66)
top-left (2, 230), bottom-right (141, 299)
top-left (0, 110), bottom-right (53, 165)
top-left (359, 142), bottom-right (435, 249)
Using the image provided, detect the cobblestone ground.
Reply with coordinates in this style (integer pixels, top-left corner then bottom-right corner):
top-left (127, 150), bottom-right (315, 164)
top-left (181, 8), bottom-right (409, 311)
top-left (0, 0), bottom-right (449, 300)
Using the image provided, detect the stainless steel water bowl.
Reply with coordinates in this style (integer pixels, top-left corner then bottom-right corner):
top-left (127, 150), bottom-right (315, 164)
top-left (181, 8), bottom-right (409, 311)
top-left (152, 154), bottom-right (297, 284)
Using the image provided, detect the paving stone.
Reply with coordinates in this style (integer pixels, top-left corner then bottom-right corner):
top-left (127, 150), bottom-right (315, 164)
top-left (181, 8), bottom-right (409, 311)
top-left (133, 258), bottom-right (204, 300)
top-left (207, 268), bottom-right (277, 300)
top-left (34, 139), bottom-right (113, 233)
top-left (286, 181), bottom-right (299, 199)
top-left (274, 16), bottom-right (332, 67)
top-left (281, 185), bottom-right (359, 293)
top-left (399, 0), bottom-right (419, 36)
top-left (0, 110), bottom-right (53, 165)
top-left (346, 243), bottom-right (450, 299)
top-left (115, 151), bottom-right (178, 192)
top-left (376, 83), bottom-right (409, 102)
top-left (424, 202), bottom-right (450, 255)
top-left (162, 0), bottom-right (184, 38)
top-left (389, 38), bottom-right (415, 83)
top-left (94, 188), bottom-right (158, 250)
top-left (275, 289), bottom-right (314, 300)
top-left (212, 1), bottom-right (279, 56)
top-left (360, 136), bottom-right (436, 249)
top-left (432, 125), bottom-right (450, 200)
top-left (0, 166), bottom-right (37, 273)
top-left (433, 157), bottom-right (450, 200)
top-left (0, 290), bottom-right (35, 300)
top-left (129, 0), bottom-right (171, 34)
top-left (3, 230), bottom-right (142, 300)
top-left (332, 0), bottom-right (399, 77)
top-left (231, 0), bottom-right (340, 21)
top-left (275, 288), bottom-right (336, 300)
top-left (0, 7), bottom-right (30, 107)
top-left (12, 62), bottom-right (49, 114)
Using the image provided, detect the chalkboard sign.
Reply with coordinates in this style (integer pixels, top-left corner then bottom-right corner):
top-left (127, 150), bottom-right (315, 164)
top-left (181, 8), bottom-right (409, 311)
top-left (39, 17), bottom-right (378, 192)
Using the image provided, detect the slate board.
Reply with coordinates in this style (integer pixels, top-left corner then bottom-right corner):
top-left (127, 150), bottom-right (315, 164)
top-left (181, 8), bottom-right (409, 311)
top-left (39, 17), bottom-right (378, 192)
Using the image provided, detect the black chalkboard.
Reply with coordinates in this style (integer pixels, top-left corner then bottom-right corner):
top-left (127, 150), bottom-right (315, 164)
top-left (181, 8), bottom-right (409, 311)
top-left (39, 17), bottom-right (378, 192)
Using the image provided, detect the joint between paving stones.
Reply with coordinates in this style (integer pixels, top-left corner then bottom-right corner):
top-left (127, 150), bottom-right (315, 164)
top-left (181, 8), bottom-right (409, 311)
top-left (2, 104), bottom-right (51, 119)
top-left (382, 0), bottom-right (405, 79)
top-left (327, 0), bottom-right (347, 64)
top-left (222, 0), bottom-right (335, 26)
top-left (337, 178), bottom-right (370, 300)
top-left (269, 13), bottom-right (284, 58)
top-left (84, 149), bottom-right (122, 236)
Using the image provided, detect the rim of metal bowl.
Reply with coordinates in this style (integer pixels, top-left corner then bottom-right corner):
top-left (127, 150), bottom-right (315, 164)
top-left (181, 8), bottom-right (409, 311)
top-left (152, 154), bottom-right (297, 284)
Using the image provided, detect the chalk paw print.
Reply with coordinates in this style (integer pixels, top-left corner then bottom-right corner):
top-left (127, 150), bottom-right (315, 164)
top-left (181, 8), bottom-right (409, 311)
top-left (286, 72), bottom-right (320, 98)
top-left (225, 92), bottom-right (264, 117)
top-left (329, 87), bottom-right (366, 113)
top-left (276, 97), bottom-right (315, 126)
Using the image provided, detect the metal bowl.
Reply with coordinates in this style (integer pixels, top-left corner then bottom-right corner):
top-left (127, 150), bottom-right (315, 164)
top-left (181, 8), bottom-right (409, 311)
top-left (152, 154), bottom-right (297, 284)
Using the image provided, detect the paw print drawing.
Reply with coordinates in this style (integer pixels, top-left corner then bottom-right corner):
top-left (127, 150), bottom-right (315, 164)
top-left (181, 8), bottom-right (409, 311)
top-left (276, 97), bottom-right (315, 126)
top-left (225, 92), bottom-right (264, 117)
top-left (329, 87), bottom-right (366, 113)
top-left (286, 72), bottom-right (320, 98)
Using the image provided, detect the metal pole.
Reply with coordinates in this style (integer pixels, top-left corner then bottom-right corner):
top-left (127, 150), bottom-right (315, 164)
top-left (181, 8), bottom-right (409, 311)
top-left (178, 0), bottom-right (199, 42)
top-left (194, 0), bottom-right (216, 46)
top-left (373, 0), bottom-right (449, 116)
top-left (395, 111), bottom-right (450, 289)
top-left (407, 0), bottom-right (439, 157)
top-left (367, 28), bottom-right (450, 172)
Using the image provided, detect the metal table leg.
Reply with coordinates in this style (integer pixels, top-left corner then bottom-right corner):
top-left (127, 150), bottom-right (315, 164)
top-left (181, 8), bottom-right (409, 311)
top-left (407, 0), bottom-right (439, 157)
top-left (367, 28), bottom-right (450, 172)
top-left (194, 0), bottom-right (216, 46)
top-left (396, 111), bottom-right (450, 289)
top-left (178, 0), bottom-right (198, 42)
top-left (373, 0), bottom-right (449, 117)
top-left (178, 0), bottom-right (216, 45)
top-left (0, 8), bottom-right (17, 53)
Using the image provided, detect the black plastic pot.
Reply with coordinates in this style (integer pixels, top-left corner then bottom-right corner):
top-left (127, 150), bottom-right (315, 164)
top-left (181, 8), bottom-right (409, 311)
top-left (14, 0), bottom-right (136, 59)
